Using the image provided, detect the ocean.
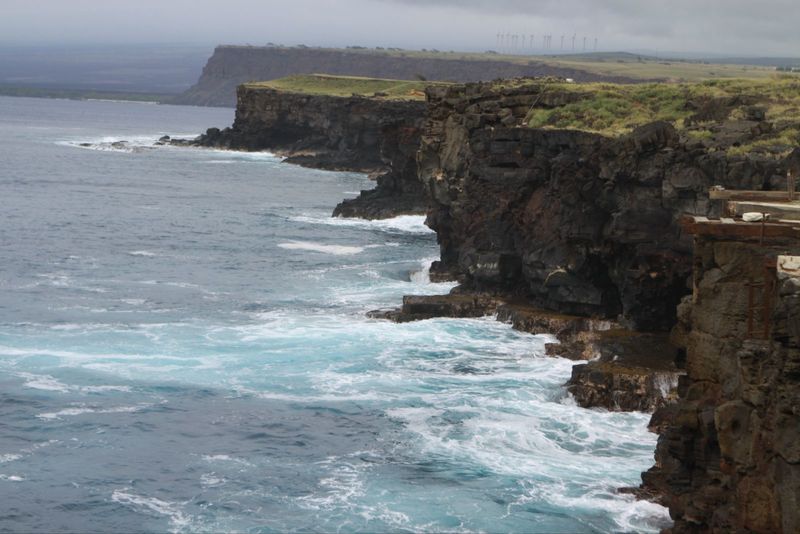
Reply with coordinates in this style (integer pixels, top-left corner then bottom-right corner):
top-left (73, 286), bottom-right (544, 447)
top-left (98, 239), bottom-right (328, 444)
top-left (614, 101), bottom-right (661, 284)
top-left (0, 96), bottom-right (670, 533)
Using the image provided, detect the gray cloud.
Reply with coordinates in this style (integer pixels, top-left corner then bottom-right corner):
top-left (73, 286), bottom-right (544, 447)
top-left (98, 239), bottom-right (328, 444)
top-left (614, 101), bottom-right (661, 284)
top-left (1, 0), bottom-right (798, 56)
top-left (381, 0), bottom-right (800, 54)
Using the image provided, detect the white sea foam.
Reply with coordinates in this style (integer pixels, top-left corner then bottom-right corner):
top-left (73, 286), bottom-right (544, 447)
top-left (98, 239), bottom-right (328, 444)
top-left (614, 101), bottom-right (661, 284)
top-left (111, 489), bottom-right (192, 532)
top-left (16, 372), bottom-right (131, 394)
top-left (289, 214), bottom-right (433, 234)
top-left (128, 250), bottom-right (157, 257)
top-left (0, 440), bottom-right (59, 470)
top-left (57, 135), bottom-right (166, 154)
top-left (297, 457), bottom-right (369, 511)
top-left (196, 147), bottom-right (282, 161)
top-left (654, 372), bottom-right (679, 398)
top-left (0, 474), bottom-right (25, 482)
top-left (277, 241), bottom-right (364, 255)
top-left (37, 404), bottom-right (146, 420)
top-left (19, 373), bottom-right (72, 393)
top-left (200, 473), bottom-right (225, 487)
top-left (33, 272), bottom-right (107, 293)
top-left (85, 99), bottom-right (158, 105)
top-left (357, 505), bottom-right (411, 529)
top-left (409, 259), bottom-right (434, 283)
top-left (200, 454), bottom-right (253, 467)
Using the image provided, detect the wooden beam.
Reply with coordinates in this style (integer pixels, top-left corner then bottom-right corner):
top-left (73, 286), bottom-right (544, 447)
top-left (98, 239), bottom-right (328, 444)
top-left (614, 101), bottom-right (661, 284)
top-left (709, 190), bottom-right (800, 201)
top-left (728, 200), bottom-right (800, 221)
top-left (681, 215), bottom-right (800, 239)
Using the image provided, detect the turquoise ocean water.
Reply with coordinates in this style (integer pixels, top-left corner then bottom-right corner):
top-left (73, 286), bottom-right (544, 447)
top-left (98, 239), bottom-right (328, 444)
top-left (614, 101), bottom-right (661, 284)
top-left (0, 96), bottom-right (669, 533)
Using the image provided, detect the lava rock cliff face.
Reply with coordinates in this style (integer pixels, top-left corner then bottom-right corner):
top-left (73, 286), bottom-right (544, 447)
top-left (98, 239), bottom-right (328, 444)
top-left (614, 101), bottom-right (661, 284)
top-left (643, 240), bottom-right (800, 533)
top-left (174, 45), bottom-right (642, 107)
top-left (419, 82), bottom-right (783, 331)
top-left (418, 81), bottom-right (800, 531)
top-left (192, 85), bottom-right (428, 218)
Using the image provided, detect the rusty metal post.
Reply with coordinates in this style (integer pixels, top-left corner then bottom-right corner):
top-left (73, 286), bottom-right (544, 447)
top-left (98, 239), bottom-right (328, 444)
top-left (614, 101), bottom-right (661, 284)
top-left (762, 278), bottom-right (772, 339)
top-left (692, 241), bottom-right (702, 304)
top-left (747, 281), bottom-right (755, 337)
top-left (762, 257), bottom-right (777, 340)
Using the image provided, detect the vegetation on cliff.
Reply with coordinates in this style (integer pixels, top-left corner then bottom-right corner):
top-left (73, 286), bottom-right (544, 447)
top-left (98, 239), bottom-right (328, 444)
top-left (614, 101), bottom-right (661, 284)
top-left (522, 77), bottom-right (800, 157)
top-left (225, 45), bottom-right (784, 82)
top-left (244, 74), bottom-right (445, 101)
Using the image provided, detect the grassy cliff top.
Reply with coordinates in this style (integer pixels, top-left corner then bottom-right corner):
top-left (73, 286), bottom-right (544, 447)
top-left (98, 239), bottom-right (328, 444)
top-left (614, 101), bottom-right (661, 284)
top-left (522, 77), bottom-right (800, 157)
top-left (533, 54), bottom-right (779, 82)
top-left (227, 45), bottom-right (790, 83)
top-left (244, 74), bottom-right (445, 100)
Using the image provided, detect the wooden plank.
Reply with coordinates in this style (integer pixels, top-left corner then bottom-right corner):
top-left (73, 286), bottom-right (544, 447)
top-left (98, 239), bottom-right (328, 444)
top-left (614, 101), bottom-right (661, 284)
top-left (688, 224), bottom-right (799, 239)
top-left (709, 190), bottom-right (800, 201)
top-left (681, 215), bottom-right (800, 239)
top-left (728, 200), bottom-right (800, 221)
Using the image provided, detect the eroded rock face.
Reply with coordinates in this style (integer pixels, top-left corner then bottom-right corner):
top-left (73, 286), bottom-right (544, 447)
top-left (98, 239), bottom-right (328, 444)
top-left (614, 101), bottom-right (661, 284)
top-left (187, 85), bottom-right (429, 219)
top-left (368, 291), bottom-right (682, 411)
top-left (565, 331), bottom-right (682, 412)
top-left (419, 82), bottom-right (786, 331)
top-left (643, 239), bottom-right (800, 533)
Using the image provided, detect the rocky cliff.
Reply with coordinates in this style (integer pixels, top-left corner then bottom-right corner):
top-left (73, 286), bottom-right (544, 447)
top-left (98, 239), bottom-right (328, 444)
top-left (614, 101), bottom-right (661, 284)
top-left (411, 79), bottom-right (800, 531)
top-left (418, 80), bottom-right (792, 331)
top-left (642, 240), bottom-right (800, 533)
top-left (173, 45), bottom-right (643, 107)
top-left (186, 83), bottom-right (428, 218)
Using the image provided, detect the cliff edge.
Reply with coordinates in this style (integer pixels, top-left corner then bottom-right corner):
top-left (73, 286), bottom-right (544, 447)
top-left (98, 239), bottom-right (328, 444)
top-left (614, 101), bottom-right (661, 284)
top-left (418, 78), bottom-right (799, 329)
top-left (642, 233), bottom-right (800, 533)
top-left (182, 76), bottom-right (431, 219)
top-left (172, 45), bottom-right (645, 107)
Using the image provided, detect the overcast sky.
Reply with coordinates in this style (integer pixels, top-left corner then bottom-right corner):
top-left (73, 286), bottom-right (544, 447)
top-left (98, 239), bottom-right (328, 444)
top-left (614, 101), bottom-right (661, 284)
top-left (2, 0), bottom-right (799, 56)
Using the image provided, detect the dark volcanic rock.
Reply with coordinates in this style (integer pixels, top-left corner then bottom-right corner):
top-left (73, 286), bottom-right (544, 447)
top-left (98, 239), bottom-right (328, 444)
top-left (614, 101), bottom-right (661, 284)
top-left (418, 81), bottom-right (786, 331)
top-left (565, 331), bottom-right (682, 412)
top-left (367, 293), bottom-right (502, 322)
top-left (181, 85), bottom-right (429, 219)
top-left (370, 290), bottom-right (683, 413)
top-left (641, 240), bottom-right (800, 533)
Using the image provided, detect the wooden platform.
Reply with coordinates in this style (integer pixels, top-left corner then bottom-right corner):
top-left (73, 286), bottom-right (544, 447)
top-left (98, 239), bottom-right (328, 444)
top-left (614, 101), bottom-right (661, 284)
top-left (726, 200), bottom-right (800, 221)
top-left (709, 190), bottom-right (799, 202)
top-left (681, 215), bottom-right (800, 240)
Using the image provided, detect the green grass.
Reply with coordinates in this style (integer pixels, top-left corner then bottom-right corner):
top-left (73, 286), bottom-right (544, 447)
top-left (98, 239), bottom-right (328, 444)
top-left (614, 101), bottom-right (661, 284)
top-left (244, 72), bottom-right (800, 157)
top-left (244, 74), bottom-right (447, 100)
top-left (229, 45), bottom-right (795, 83)
top-left (536, 55), bottom-right (781, 82)
top-left (523, 77), bottom-right (800, 141)
top-left (727, 126), bottom-right (800, 157)
top-left (371, 46), bottom-right (784, 81)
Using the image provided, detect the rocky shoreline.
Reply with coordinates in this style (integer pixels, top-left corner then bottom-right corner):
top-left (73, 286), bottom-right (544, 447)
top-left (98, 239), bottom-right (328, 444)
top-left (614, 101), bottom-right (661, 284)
top-left (174, 83), bottom-right (430, 219)
top-left (184, 74), bottom-right (800, 531)
top-left (407, 79), bottom-right (800, 531)
top-left (368, 291), bottom-right (682, 412)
